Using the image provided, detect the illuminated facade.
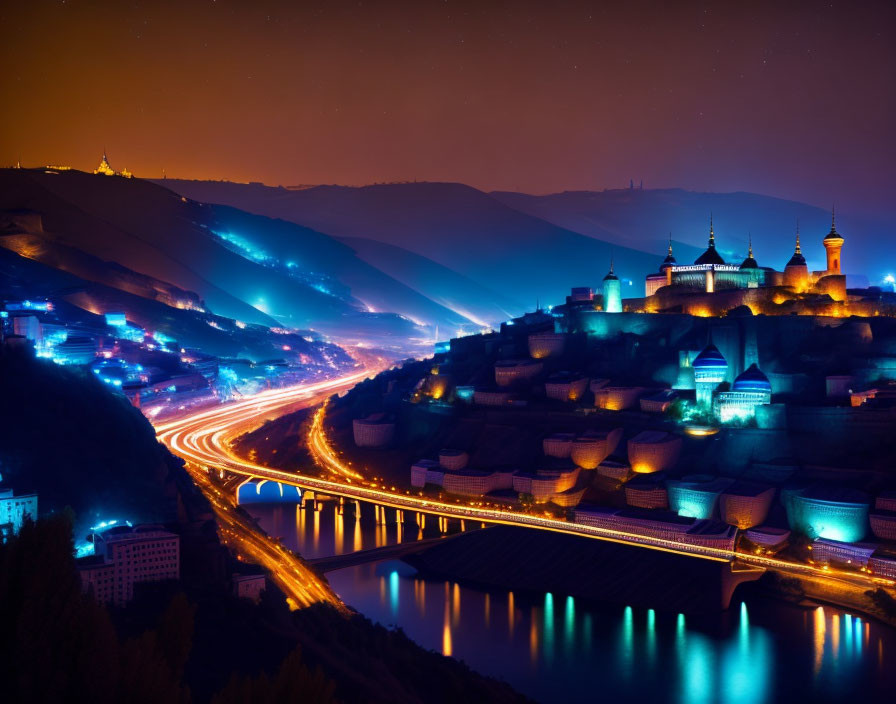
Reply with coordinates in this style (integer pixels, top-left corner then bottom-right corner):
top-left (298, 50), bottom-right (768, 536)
top-left (644, 218), bottom-right (765, 297)
top-left (627, 430), bottom-right (682, 474)
top-left (602, 262), bottom-right (622, 313)
top-left (570, 428), bottom-right (623, 469)
top-left (869, 510), bottom-right (896, 541)
top-left (593, 385), bottom-right (645, 410)
top-left (78, 525), bottom-right (180, 605)
top-left (719, 483), bottom-right (775, 529)
top-left (642, 213), bottom-right (849, 309)
top-left (713, 363), bottom-right (771, 422)
top-left (528, 332), bottom-right (566, 359)
top-left (693, 343), bottom-right (727, 408)
top-left (0, 488), bottom-right (38, 541)
top-left (512, 467), bottom-right (581, 503)
top-left (93, 151), bottom-right (133, 178)
top-left (494, 359), bottom-right (543, 387)
top-left (787, 487), bottom-right (869, 543)
top-left (666, 475), bottom-right (734, 519)
top-left (811, 538), bottom-right (877, 567)
top-left (438, 448), bottom-right (469, 471)
top-left (544, 372), bottom-right (588, 402)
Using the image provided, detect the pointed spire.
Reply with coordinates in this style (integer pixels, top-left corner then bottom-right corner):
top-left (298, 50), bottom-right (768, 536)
top-left (830, 204), bottom-right (839, 234)
top-left (668, 234), bottom-right (674, 256)
top-left (748, 233), bottom-right (753, 258)
top-left (609, 257), bottom-right (615, 274)
top-left (709, 213), bottom-right (715, 247)
top-left (795, 220), bottom-right (801, 254)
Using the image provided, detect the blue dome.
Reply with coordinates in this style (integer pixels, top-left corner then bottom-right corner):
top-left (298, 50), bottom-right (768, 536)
top-left (693, 343), bottom-right (727, 370)
top-left (732, 363), bottom-right (771, 392)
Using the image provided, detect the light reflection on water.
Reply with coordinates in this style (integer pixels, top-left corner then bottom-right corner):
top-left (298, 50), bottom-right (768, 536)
top-left (248, 503), bottom-right (896, 704)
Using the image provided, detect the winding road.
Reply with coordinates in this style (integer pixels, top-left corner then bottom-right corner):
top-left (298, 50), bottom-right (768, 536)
top-left (154, 367), bottom-right (895, 608)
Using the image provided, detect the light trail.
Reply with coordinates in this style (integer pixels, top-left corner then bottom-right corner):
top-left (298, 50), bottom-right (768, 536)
top-left (155, 371), bottom-right (895, 601)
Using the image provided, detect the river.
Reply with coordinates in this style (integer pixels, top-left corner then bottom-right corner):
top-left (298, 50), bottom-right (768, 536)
top-left (247, 502), bottom-right (896, 704)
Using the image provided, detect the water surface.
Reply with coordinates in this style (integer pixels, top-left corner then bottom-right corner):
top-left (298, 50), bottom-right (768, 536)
top-left (248, 503), bottom-right (896, 704)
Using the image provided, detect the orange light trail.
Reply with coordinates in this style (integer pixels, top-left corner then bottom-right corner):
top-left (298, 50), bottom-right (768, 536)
top-left (155, 370), bottom-right (895, 602)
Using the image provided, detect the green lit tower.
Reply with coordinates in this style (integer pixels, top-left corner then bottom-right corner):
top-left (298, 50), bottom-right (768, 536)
top-left (602, 260), bottom-right (622, 313)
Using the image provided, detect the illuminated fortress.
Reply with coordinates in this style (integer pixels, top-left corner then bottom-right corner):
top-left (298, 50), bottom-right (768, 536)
top-left (641, 211), bottom-right (852, 315)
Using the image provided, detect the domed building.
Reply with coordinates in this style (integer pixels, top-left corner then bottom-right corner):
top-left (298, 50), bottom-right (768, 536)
top-left (740, 235), bottom-right (758, 270)
top-left (693, 342), bottom-right (728, 407)
top-left (783, 224), bottom-right (809, 292)
top-left (713, 363), bottom-right (772, 422)
top-left (640, 212), bottom-right (850, 310)
top-left (643, 217), bottom-right (765, 296)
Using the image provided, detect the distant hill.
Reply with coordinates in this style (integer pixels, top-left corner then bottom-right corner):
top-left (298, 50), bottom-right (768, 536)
top-left (0, 170), bottom-right (486, 342)
top-left (490, 188), bottom-right (886, 284)
top-left (155, 180), bottom-right (658, 309)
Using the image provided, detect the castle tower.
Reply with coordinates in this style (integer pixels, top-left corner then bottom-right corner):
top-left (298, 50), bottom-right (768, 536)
top-left (693, 342), bottom-right (728, 409)
top-left (823, 206), bottom-right (844, 275)
top-left (783, 222), bottom-right (809, 292)
top-left (602, 260), bottom-right (622, 313)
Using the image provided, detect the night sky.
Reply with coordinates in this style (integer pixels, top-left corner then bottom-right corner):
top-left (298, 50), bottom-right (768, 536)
top-left (2, 1), bottom-right (894, 216)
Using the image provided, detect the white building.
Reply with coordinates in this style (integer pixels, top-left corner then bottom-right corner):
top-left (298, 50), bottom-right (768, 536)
top-left (0, 488), bottom-right (38, 541)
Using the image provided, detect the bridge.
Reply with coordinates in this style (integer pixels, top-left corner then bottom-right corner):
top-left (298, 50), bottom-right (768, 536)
top-left (154, 373), bottom-right (894, 608)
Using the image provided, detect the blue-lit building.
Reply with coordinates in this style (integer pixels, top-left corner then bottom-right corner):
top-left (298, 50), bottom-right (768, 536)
top-left (666, 475), bottom-right (734, 519)
top-left (693, 343), bottom-right (728, 408)
top-left (713, 363), bottom-right (772, 422)
top-left (786, 486), bottom-right (870, 543)
top-left (0, 487), bottom-right (38, 542)
top-left (602, 263), bottom-right (622, 313)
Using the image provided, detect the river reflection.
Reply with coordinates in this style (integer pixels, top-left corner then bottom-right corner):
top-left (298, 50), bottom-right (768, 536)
top-left (247, 503), bottom-right (896, 704)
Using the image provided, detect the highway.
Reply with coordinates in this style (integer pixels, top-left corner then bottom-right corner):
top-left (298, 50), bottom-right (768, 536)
top-left (155, 368), bottom-right (895, 604)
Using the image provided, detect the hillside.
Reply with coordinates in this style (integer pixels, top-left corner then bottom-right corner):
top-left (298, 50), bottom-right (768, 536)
top-left (155, 180), bottom-right (659, 308)
top-left (0, 170), bottom-right (482, 344)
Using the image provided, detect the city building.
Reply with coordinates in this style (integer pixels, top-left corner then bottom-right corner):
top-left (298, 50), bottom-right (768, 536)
top-left (666, 475), bottom-right (734, 519)
top-left (744, 526), bottom-right (791, 552)
top-left (544, 372), bottom-right (589, 402)
top-left (528, 332), bottom-right (566, 359)
top-left (570, 428), bottom-right (623, 469)
top-left (543, 433), bottom-right (576, 458)
top-left (352, 413), bottom-right (396, 448)
top-left (494, 359), bottom-right (543, 387)
top-left (869, 509), bottom-right (896, 541)
top-left (693, 343), bottom-right (728, 408)
top-left (719, 483), bottom-right (775, 529)
top-left (593, 385), bottom-right (645, 410)
top-left (787, 487), bottom-right (870, 543)
top-left (810, 538), bottom-right (877, 567)
top-left (624, 473), bottom-right (669, 509)
top-left (438, 449), bottom-right (469, 471)
top-left (627, 430), bottom-right (681, 474)
top-left (713, 363), bottom-right (772, 422)
top-left (0, 487), bottom-right (38, 541)
top-left (78, 525), bottom-right (180, 605)
top-left (574, 506), bottom-right (737, 551)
